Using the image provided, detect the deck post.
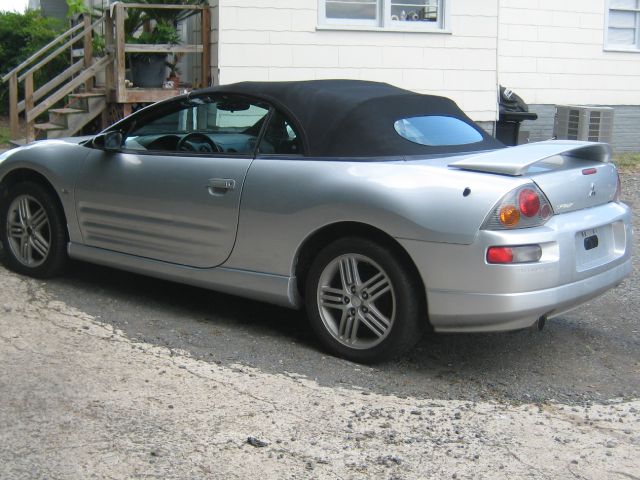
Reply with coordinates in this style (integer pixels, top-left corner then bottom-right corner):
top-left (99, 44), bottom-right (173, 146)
top-left (9, 73), bottom-right (18, 140)
top-left (25, 73), bottom-right (34, 142)
top-left (103, 9), bottom-right (115, 127)
top-left (201, 6), bottom-right (210, 88)
top-left (83, 14), bottom-right (93, 92)
top-left (115, 2), bottom-right (126, 103)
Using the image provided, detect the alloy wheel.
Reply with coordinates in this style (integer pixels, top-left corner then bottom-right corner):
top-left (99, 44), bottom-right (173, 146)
top-left (316, 253), bottom-right (396, 350)
top-left (6, 194), bottom-right (51, 268)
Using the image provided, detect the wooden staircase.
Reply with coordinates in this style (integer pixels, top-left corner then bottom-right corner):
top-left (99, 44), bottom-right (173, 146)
top-left (2, 4), bottom-right (212, 147)
top-left (2, 15), bottom-right (110, 146)
top-left (34, 91), bottom-right (106, 141)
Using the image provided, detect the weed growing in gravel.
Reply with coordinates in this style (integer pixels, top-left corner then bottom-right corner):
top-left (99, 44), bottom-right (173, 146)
top-left (614, 153), bottom-right (640, 171)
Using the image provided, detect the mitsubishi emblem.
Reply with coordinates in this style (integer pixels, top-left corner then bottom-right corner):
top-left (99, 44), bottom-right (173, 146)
top-left (588, 182), bottom-right (596, 197)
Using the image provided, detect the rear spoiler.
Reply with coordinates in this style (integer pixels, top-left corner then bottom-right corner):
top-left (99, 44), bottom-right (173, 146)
top-left (449, 140), bottom-right (612, 176)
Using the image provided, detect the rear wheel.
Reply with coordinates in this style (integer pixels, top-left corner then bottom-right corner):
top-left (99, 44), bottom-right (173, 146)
top-left (305, 237), bottom-right (424, 363)
top-left (0, 181), bottom-right (68, 278)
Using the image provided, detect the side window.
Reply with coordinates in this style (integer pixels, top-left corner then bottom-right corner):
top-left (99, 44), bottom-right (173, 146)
top-left (123, 95), bottom-right (270, 155)
top-left (259, 110), bottom-right (302, 155)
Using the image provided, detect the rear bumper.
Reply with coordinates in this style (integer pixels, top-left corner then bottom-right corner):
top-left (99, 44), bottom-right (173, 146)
top-left (398, 201), bottom-right (633, 333)
top-left (425, 259), bottom-right (631, 332)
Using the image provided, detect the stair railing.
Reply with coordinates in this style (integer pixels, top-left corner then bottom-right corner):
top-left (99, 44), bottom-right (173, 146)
top-left (1, 13), bottom-right (108, 143)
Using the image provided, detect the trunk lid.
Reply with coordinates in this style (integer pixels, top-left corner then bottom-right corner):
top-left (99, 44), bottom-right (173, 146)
top-left (449, 140), bottom-right (618, 214)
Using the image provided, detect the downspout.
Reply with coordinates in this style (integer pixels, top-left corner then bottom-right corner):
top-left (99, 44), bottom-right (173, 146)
top-left (495, 0), bottom-right (501, 137)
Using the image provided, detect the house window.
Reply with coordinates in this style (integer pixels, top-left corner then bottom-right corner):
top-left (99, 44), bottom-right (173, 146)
top-left (320, 0), bottom-right (446, 30)
top-left (607, 0), bottom-right (640, 50)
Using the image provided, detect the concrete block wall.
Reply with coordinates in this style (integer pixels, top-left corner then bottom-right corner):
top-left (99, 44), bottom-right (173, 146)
top-left (213, 0), bottom-right (501, 122)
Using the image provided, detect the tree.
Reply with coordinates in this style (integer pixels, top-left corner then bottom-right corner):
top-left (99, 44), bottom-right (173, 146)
top-left (0, 10), bottom-right (65, 114)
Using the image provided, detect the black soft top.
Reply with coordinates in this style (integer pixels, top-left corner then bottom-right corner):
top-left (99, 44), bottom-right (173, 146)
top-left (196, 79), bottom-right (503, 157)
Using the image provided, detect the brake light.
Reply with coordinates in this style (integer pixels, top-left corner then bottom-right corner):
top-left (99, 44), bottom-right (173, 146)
top-left (482, 184), bottom-right (553, 230)
top-left (487, 247), bottom-right (513, 264)
top-left (518, 188), bottom-right (540, 217)
top-left (487, 245), bottom-right (542, 264)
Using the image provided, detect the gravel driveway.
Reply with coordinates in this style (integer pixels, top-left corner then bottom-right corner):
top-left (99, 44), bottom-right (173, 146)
top-left (0, 168), bottom-right (638, 479)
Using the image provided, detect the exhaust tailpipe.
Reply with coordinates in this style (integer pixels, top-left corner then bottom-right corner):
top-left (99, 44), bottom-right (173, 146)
top-left (537, 315), bottom-right (547, 331)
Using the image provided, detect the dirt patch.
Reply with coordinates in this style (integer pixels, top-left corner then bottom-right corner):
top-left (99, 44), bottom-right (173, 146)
top-left (1, 269), bottom-right (638, 479)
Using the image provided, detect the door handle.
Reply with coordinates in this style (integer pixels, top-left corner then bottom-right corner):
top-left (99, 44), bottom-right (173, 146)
top-left (208, 178), bottom-right (236, 195)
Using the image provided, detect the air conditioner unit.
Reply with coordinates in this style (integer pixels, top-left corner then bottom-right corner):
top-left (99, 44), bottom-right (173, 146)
top-left (553, 105), bottom-right (614, 143)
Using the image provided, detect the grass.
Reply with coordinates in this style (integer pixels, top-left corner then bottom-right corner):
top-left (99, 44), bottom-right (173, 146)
top-left (0, 115), bottom-right (25, 148)
top-left (613, 153), bottom-right (640, 170)
top-left (0, 117), bottom-right (10, 148)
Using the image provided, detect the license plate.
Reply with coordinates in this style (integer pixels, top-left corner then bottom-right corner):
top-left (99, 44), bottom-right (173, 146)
top-left (575, 225), bottom-right (615, 272)
top-left (581, 228), bottom-right (599, 251)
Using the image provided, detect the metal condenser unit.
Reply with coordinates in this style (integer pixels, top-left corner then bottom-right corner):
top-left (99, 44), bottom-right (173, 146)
top-left (554, 105), bottom-right (614, 143)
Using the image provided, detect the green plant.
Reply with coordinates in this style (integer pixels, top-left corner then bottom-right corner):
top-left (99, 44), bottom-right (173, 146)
top-left (122, 0), bottom-right (206, 44)
top-left (92, 33), bottom-right (106, 57)
top-left (0, 10), bottom-right (65, 115)
top-left (128, 22), bottom-right (181, 64)
top-left (166, 53), bottom-right (183, 77)
top-left (66, 0), bottom-right (104, 18)
top-left (66, 0), bottom-right (89, 18)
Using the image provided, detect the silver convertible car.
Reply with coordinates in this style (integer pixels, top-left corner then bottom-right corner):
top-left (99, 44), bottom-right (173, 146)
top-left (0, 80), bottom-right (633, 362)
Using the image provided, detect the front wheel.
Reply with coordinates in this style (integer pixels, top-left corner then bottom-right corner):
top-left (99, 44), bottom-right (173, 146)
top-left (305, 237), bottom-right (425, 363)
top-left (0, 181), bottom-right (68, 278)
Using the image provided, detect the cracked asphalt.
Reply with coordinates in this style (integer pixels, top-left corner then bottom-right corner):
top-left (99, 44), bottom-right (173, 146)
top-left (0, 168), bottom-right (638, 478)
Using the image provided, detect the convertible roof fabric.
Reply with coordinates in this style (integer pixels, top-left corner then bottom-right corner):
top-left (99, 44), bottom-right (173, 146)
top-left (197, 80), bottom-right (504, 157)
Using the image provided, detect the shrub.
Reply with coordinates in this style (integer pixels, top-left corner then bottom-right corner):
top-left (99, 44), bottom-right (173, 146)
top-left (0, 10), bottom-right (66, 115)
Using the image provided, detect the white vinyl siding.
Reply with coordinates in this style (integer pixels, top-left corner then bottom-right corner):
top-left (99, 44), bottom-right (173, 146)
top-left (606, 0), bottom-right (640, 51)
top-left (318, 0), bottom-right (447, 31)
top-left (214, 0), bottom-right (498, 122)
top-left (498, 0), bottom-right (640, 106)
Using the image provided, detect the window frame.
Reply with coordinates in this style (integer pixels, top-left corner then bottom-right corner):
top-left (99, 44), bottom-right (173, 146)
top-left (605, 0), bottom-right (640, 52)
top-left (317, 0), bottom-right (450, 33)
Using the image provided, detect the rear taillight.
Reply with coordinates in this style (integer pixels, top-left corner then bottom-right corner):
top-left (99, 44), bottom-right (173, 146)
top-left (486, 245), bottom-right (542, 264)
top-left (518, 188), bottom-right (540, 217)
top-left (482, 184), bottom-right (553, 230)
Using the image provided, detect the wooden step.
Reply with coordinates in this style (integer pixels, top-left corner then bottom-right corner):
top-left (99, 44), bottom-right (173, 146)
top-left (34, 122), bottom-right (65, 131)
top-left (49, 107), bottom-right (86, 115)
top-left (49, 107), bottom-right (87, 128)
top-left (9, 138), bottom-right (27, 148)
top-left (69, 91), bottom-right (105, 99)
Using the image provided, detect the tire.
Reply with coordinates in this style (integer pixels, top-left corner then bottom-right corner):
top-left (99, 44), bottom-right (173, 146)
top-left (0, 181), bottom-right (68, 278)
top-left (305, 236), bottom-right (425, 363)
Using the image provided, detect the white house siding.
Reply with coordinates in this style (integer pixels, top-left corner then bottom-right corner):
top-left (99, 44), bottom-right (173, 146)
top-left (212, 0), bottom-right (500, 122)
top-left (498, 0), bottom-right (640, 151)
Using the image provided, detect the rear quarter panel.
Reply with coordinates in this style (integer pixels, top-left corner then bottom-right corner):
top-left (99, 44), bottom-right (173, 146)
top-left (225, 156), bottom-right (529, 276)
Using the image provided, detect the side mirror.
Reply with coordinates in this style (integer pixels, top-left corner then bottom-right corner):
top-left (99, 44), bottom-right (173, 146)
top-left (92, 131), bottom-right (123, 151)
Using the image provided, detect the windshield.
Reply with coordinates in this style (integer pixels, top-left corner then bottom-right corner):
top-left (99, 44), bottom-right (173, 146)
top-left (394, 116), bottom-right (484, 147)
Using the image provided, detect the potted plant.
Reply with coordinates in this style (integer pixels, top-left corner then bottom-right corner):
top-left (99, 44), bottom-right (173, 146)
top-left (128, 23), bottom-right (180, 88)
top-left (122, 0), bottom-right (204, 88)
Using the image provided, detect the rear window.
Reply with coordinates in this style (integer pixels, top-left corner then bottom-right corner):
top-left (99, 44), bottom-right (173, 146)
top-left (394, 116), bottom-right (483, 147)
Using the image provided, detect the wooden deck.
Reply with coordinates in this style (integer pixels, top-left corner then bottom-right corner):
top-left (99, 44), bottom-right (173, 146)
top-left (2, 3), bottom-right (211, 143)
